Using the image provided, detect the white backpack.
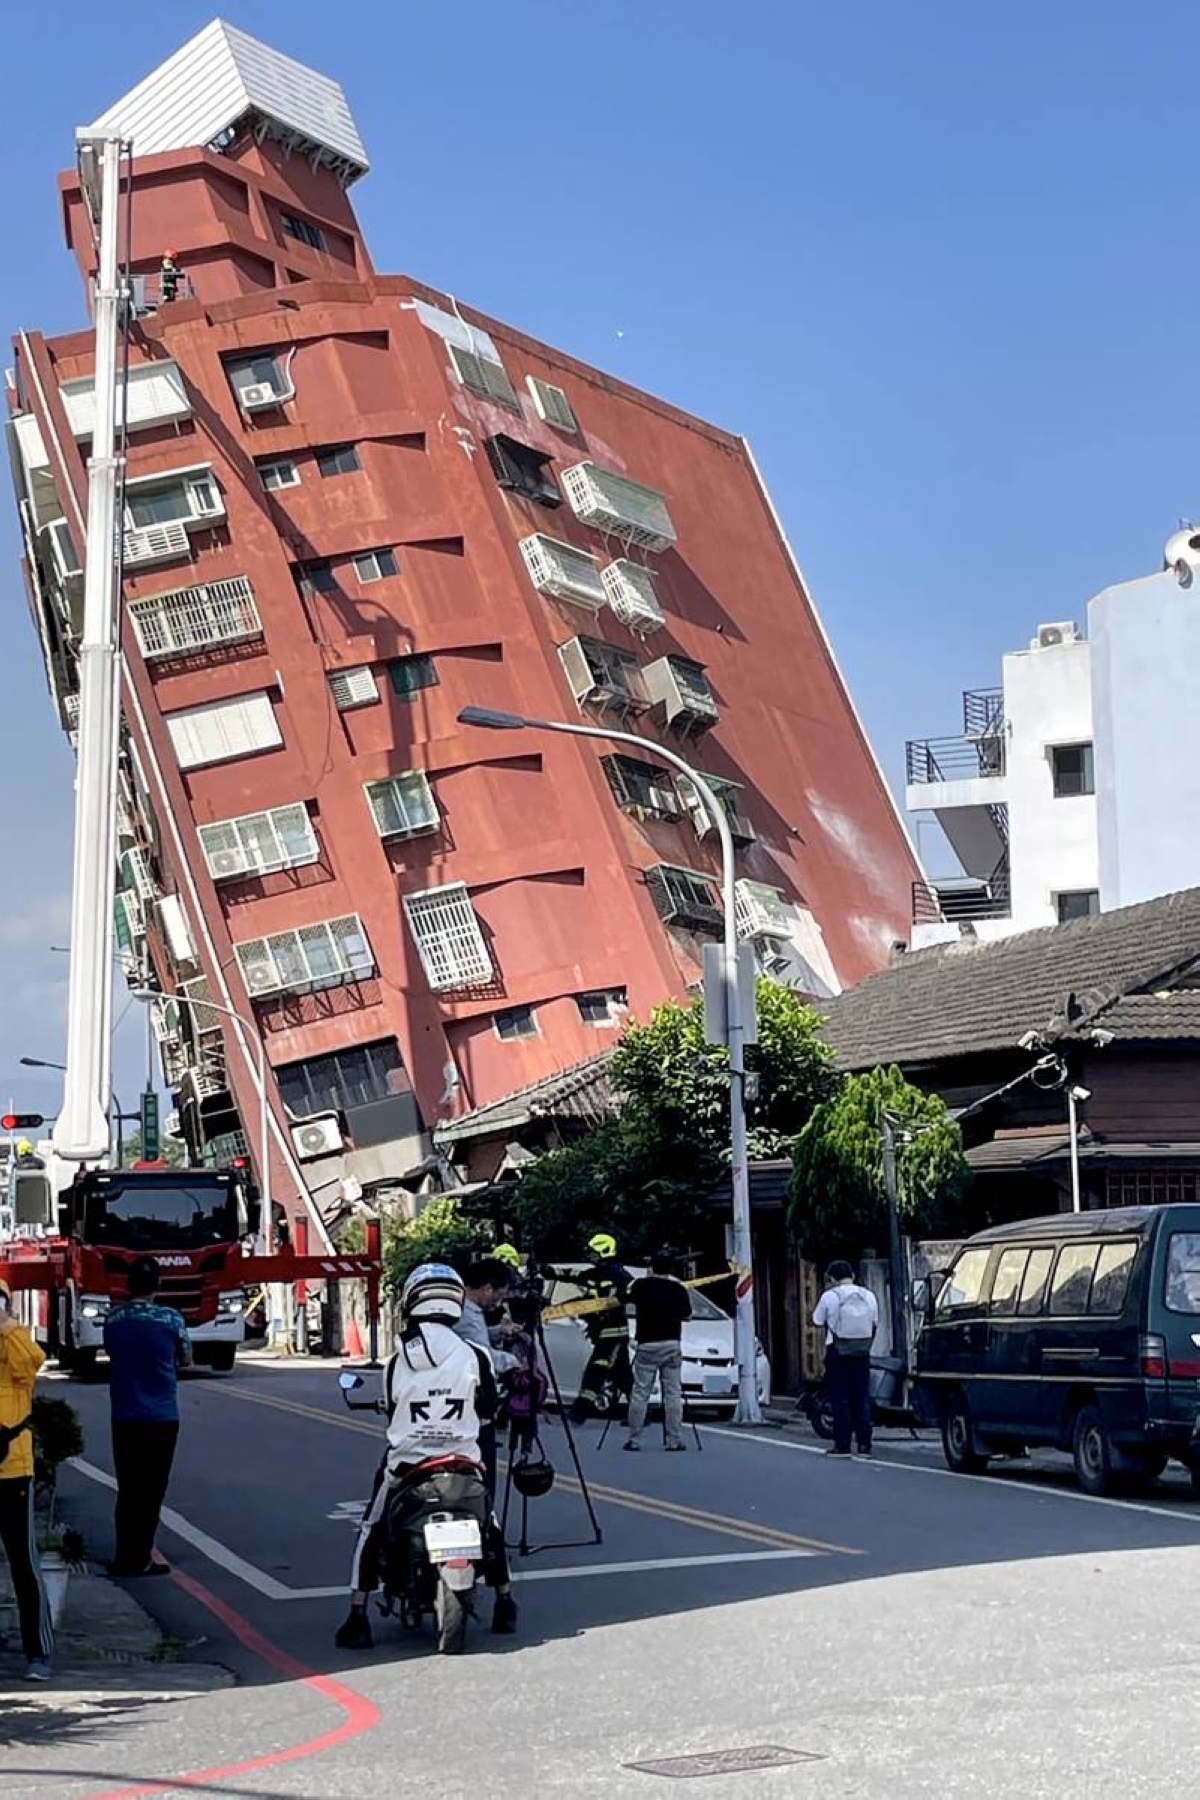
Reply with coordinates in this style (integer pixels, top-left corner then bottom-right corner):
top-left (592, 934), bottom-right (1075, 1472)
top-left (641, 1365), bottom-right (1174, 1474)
top-left (830, 1285), bottom-right (876, 1356)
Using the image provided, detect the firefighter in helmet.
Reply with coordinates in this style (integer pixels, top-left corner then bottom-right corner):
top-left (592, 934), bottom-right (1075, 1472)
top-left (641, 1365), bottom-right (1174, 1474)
top-left (568, 1232), bottom-right (632, 1423)
top-left (159, 251), bottom-right (181, 305)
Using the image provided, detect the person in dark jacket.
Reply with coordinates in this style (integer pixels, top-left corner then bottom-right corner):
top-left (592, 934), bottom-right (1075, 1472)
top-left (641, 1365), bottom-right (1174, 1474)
top-left (103, 1256), bottom-right (191, 1576)
top-left (568, 1233), bottom-right (632, 1423)
top-left (624, 1249), bottom-right (691, 1452)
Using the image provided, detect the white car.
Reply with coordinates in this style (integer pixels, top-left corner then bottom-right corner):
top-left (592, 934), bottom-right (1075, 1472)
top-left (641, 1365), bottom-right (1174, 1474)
top-left (540, 1268), bottom-right (771, 1418)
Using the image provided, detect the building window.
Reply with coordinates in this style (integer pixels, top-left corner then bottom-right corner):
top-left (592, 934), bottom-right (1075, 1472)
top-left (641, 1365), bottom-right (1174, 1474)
top-left (526, 376), bottom-right (577, 432)
top-left (559, 636), bottom-right (648, 713)
top-left (353, 548), bottom-right (399, 583)
top-left (1107, 1169), bottom-right (1200, 1209)
top-left (1056, 889), bottom-right (1100, 924)
top-left (258, 458), bottom-right (300, 491)
top-left (198, 803), bottom-right (318, 880)
top-left (403, 883), bottom-right (494, 990)
top-left (316, 443), bottom-right (361, 478)
top-left (328, 666), bottom-right (380, 711)
top-left (166, 692), bottom-right (281, 770)
top-left (280, 211), bottom-right (327, 250)
top-left (576, 987), bottom-right (628, 1027)
top-left (484, 435), bottom-right (560, 507)
top-left (225, 352), bottom-right (292, 411)
top-left (494, 1005), bottom-right (537, 1042)
top-left (128, 576), bottom-right (262, 660)
top-left (735, 880), bottom-right (790, 939)
top-left (278, 1038), bottom-right (408, 1117)
top-left (645, 865), bottom-right (723, 933)
top-left (388, 654), bottom-right (438, 699)
top-left (1051, 742), bottom-right (1095, 798)
top-left (447, 342), bottom-right (520, 410)
top-left (679, 773), bottom-right (755, 845)
top-left (602, 754), bottom-right (680, 820)
top-left (236, 914), bottom-right (374, 999)
top-left (365, 772), bottom-right (439, 839)
top-left (125, 470), bottom-right (223, 530)
top-left (297, 560), bottom-right (337, 595)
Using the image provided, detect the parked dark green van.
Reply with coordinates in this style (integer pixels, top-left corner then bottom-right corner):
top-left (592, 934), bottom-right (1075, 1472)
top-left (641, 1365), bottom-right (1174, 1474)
top-left (914, 1206), bottom-right (1200, 1495)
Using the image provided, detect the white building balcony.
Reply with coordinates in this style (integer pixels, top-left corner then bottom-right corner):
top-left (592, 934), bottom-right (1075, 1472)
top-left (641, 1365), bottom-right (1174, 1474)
top-left (905, 715), bottom-right (1008, 879)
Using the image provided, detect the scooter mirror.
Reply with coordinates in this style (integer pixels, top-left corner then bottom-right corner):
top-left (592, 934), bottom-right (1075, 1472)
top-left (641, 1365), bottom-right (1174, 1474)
top-left (338, 1371), bottom-right (364, 1391)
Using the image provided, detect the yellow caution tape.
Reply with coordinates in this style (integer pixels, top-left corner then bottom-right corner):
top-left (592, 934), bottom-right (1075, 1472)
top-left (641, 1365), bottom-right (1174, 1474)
top-left (541, 1269), bottom-right (732, 1323)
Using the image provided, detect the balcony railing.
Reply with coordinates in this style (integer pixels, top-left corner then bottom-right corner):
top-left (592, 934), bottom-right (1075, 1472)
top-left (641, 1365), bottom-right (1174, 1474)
top-left (906, 733), bottom-right (1006, 784)
top-left (962, 687), bottom-right (1004, 737)
top-left (912, 865), bottom-right (1012, 924)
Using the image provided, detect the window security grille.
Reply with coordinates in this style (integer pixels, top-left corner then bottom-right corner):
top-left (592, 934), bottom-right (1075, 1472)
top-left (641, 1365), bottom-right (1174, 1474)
top-left (643, 655), bottom-right (719, 733)
top-left (166, 693), bottom-right (281, 769)
top-left (560, 462), bottom-right (677, 553)
top-left (365, 772), bottom-right (439, 839)
top-left (328, 666), bottom-right (379, 710)
top-left (120, 845), bottom-right (158, 902)
top-left (646, 865), bottom-right (723, 933)
top-left (278, 1038), bottom-right (407, 1117)
top-left (281, 212), bottom-right (326, 249)
top-left (526, 376), bottom-right (578, 432)
top-left (602, 559), bottom-right (666, 635)
top-left (519, 534), bottom-right (605, 609)
top-left (735, 880), bottom-right (790, 939)
top-left (603, 755), bottom-right (680, 819)
top-left (447, 342), bottom-right (520, 410)
top-left (680, 774), bottom-right (756, 845)
top-left (236, 914), bottom-right (374, 998)
top-left (129, 576), bottom-right (262, 659)
top-left (558, 636), bottom-right (648, 712)
top-left (199, 804), bottom-right (318, 880)
top-left (180, 975), bottom-right (224, 1036)
top-left (403, 884), bottom-right (493, 991)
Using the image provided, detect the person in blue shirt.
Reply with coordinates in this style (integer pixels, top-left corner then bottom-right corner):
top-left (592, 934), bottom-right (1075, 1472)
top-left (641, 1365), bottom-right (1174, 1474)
top-left (103, 1256), bottom-right (191, 1577)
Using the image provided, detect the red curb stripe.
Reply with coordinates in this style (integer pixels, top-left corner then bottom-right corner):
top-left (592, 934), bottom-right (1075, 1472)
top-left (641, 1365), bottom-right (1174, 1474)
top-left (88, 1567), bottom-right (381, 1798)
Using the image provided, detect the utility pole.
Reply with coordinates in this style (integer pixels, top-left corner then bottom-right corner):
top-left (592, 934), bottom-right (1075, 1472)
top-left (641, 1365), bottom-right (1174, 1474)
top-left (881, 1115), bottom-right (909, 1376)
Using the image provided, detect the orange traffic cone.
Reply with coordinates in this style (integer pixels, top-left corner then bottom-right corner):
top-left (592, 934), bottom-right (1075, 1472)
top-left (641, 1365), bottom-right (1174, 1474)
top-left (344, 1315), bottom-right (365, 1360)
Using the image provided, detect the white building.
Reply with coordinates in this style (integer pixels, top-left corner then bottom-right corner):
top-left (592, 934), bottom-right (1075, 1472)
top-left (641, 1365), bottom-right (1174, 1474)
top-left (907, 528), bottom-right (1200, 949)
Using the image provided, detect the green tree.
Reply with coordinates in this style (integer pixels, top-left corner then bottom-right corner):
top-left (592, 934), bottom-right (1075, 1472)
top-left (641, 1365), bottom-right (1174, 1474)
top-left (381, 1196), bottom-right (487, 1298)
top-left (788, 1065), bottom-right (971, 1267)
top-left (121, 1131), bottom-right (186, 1168)
top-left (513, 983), bottom-right (837, 1257)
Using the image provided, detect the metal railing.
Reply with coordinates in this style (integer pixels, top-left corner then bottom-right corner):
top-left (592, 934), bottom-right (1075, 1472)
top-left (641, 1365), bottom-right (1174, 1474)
top-left (912, 863), bottom-right (1012, 925)
top-left (962, 687), bottom-right (1004, 737)
top-left (905, 732), bottom-right (1006, 784)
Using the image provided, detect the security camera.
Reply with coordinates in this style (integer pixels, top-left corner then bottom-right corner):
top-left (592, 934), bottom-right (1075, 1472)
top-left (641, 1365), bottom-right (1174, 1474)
top-left (1069, 1084), bottom-right (1091, 1103)
top-left (1018, 1030), bottom-right (1043, 1051)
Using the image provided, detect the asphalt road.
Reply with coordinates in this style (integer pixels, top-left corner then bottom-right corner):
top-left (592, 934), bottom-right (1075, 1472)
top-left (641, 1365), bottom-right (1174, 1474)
top-left (7, 1358), bottom-right (1200, 1798)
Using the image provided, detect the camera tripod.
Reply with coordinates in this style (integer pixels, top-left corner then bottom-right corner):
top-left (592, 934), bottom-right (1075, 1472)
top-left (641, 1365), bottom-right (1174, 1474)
top-left (595, 1359), bottom-right (704, 1453)
top-left (499, 1302), bottom-right (603, 1558)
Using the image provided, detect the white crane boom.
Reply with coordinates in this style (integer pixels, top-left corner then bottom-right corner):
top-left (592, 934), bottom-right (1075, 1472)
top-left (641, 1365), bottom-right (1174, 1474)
top-left (52, 133), bottom-right (127, 1162)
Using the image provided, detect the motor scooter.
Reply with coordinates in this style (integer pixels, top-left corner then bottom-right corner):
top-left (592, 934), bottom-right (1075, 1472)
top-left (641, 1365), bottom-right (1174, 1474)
top-left (796, 1354), bottom-right (924, 1440)
top-left (338, 1369), bottom-right (490, 1655)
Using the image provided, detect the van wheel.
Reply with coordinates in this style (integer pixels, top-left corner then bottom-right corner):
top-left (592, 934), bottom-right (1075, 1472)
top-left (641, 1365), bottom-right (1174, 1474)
top-left (941, 1391), bottom-right (989, 1474)
top-left (1186, 1457), bottom-right (1200, 1500)
top-left (1072, 1404), bottom-right (1131, 1496)
top-left (208, 1345), bottom-right (236, 1374)
top-left (1129, 1450), bottom-right (1168, 1489)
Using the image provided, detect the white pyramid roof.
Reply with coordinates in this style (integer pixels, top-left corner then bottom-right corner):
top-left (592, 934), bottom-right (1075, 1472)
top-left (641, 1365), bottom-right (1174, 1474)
top-left (83, 19), bottom-right (368, 183)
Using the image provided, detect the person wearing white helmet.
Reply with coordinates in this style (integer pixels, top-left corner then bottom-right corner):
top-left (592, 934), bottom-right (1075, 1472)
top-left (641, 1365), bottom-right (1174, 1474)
top-left (335, 1263), bottom-right (516, 1648)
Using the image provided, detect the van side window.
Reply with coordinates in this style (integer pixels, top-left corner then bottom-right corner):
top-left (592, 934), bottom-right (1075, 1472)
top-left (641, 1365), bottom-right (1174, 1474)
top-left (989, 1248), bottom-right (1029, 1317)
top-left (935, 1247), bottom-right (992, 1312)
top-left (1088, 1242), bottom-right (1137, 1315)
top-left (1047, 1243), bottom-right (1101, 1315)
top-left (1017, 1247), bottom-right (1055, 1315)
top-left (1165, 1233), bottom-right (1200, 1313)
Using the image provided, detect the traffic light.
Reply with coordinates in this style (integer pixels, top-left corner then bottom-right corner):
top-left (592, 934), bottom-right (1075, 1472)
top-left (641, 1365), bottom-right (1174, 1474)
top-left (2, 1113), bottom-right (45, 1131)
top-left (139, 1091), bottom-right (160, 1163)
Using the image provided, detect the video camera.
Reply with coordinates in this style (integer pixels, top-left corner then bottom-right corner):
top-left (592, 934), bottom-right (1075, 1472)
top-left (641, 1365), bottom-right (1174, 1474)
top-left (503, 1254), bottom-right (548, 1334)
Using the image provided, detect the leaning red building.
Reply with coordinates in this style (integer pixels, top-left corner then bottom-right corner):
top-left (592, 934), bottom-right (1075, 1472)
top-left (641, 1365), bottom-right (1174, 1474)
top-left (7, 22), bottom-right (919, 1236)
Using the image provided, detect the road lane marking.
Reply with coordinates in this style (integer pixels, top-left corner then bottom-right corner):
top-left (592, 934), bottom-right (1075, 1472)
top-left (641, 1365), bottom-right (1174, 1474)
top-left (700, 1426), bottom-right (1200, 1527)
top-left (67, 1459), bottom-right (816, 1602)
top-left (86, 1562), bottom-right (381, 1799)
top-left (209, 1381), bottom-right (858, 1556)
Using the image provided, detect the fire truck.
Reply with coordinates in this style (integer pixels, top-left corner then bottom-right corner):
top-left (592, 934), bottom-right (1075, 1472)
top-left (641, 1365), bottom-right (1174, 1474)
top-left (0, 133), bottom-right (379, 1363)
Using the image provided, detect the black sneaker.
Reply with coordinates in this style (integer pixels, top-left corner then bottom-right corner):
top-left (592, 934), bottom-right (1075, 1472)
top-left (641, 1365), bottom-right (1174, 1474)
top-left (856, 1444), bottom-right (872, 1457)
top-left (334, 1607), bottom-right (373, 1650)
top-left (492, 1591), bottom-right (518, 1635)
top-left (825, 1449), bottom-right (852, 1458)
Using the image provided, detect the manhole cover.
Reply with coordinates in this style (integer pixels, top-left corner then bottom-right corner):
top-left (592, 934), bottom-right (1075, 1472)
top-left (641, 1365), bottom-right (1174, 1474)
top-left (626, 1746), bottom-right (825, 1779)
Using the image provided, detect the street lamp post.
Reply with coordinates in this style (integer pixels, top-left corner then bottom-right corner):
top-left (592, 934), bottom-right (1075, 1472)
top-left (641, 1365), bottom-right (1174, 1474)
top-left (20, 1057), bottom-right (132, 1165)
top-left (459, 704), bottom-right (762, 1426)
top-left (129, 989), bottom-right (271, 1250)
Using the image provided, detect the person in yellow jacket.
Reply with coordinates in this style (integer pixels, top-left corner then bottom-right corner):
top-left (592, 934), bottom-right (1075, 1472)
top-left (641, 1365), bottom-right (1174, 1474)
top-left (0, 1277), bottom-right (53, 1679)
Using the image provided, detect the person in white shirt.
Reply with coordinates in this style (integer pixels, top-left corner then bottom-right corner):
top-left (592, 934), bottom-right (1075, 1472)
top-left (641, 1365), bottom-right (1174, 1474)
top-left (812, 1260), bottom-right (879, 1457)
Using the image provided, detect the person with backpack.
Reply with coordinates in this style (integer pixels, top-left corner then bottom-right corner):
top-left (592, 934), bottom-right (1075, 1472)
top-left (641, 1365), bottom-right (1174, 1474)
top-left (0, 1278), bottom-right (54, 1681)
top-left (335, 1263), bottom-right (516, 1649)
top-left (813, 1260), bottom-right (879, 1457)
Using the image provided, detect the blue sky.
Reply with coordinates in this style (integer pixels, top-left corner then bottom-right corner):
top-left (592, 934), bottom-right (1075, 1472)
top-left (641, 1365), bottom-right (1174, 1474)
top-left (2, 0), bottom-right (1196, 1110)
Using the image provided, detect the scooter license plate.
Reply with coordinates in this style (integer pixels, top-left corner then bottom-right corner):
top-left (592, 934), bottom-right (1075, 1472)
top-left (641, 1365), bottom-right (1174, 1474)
top-left (424, 1517), bottom-right (482, 1564)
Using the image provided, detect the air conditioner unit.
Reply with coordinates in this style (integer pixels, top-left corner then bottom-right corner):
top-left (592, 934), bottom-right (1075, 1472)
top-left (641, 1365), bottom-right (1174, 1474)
top-left (209, 845), bottom-right (251, 880)
top-left (238, 382), bottom-right (282, 412)
top-left (244, 961), bottom-right (278, 995)
top-left (45, 517), bottom-right (82, 583)
top-left (1034, 622), bottom-right (1078, 650)
top-left (291, 1115), bottom-right (344, 1160)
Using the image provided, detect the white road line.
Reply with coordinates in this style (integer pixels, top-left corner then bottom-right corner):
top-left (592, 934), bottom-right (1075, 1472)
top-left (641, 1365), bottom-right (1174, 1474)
top-left (66, 1460), bottom-right (814, 1602)
top-left (699, 1427), bottom-right (1200, 1527)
